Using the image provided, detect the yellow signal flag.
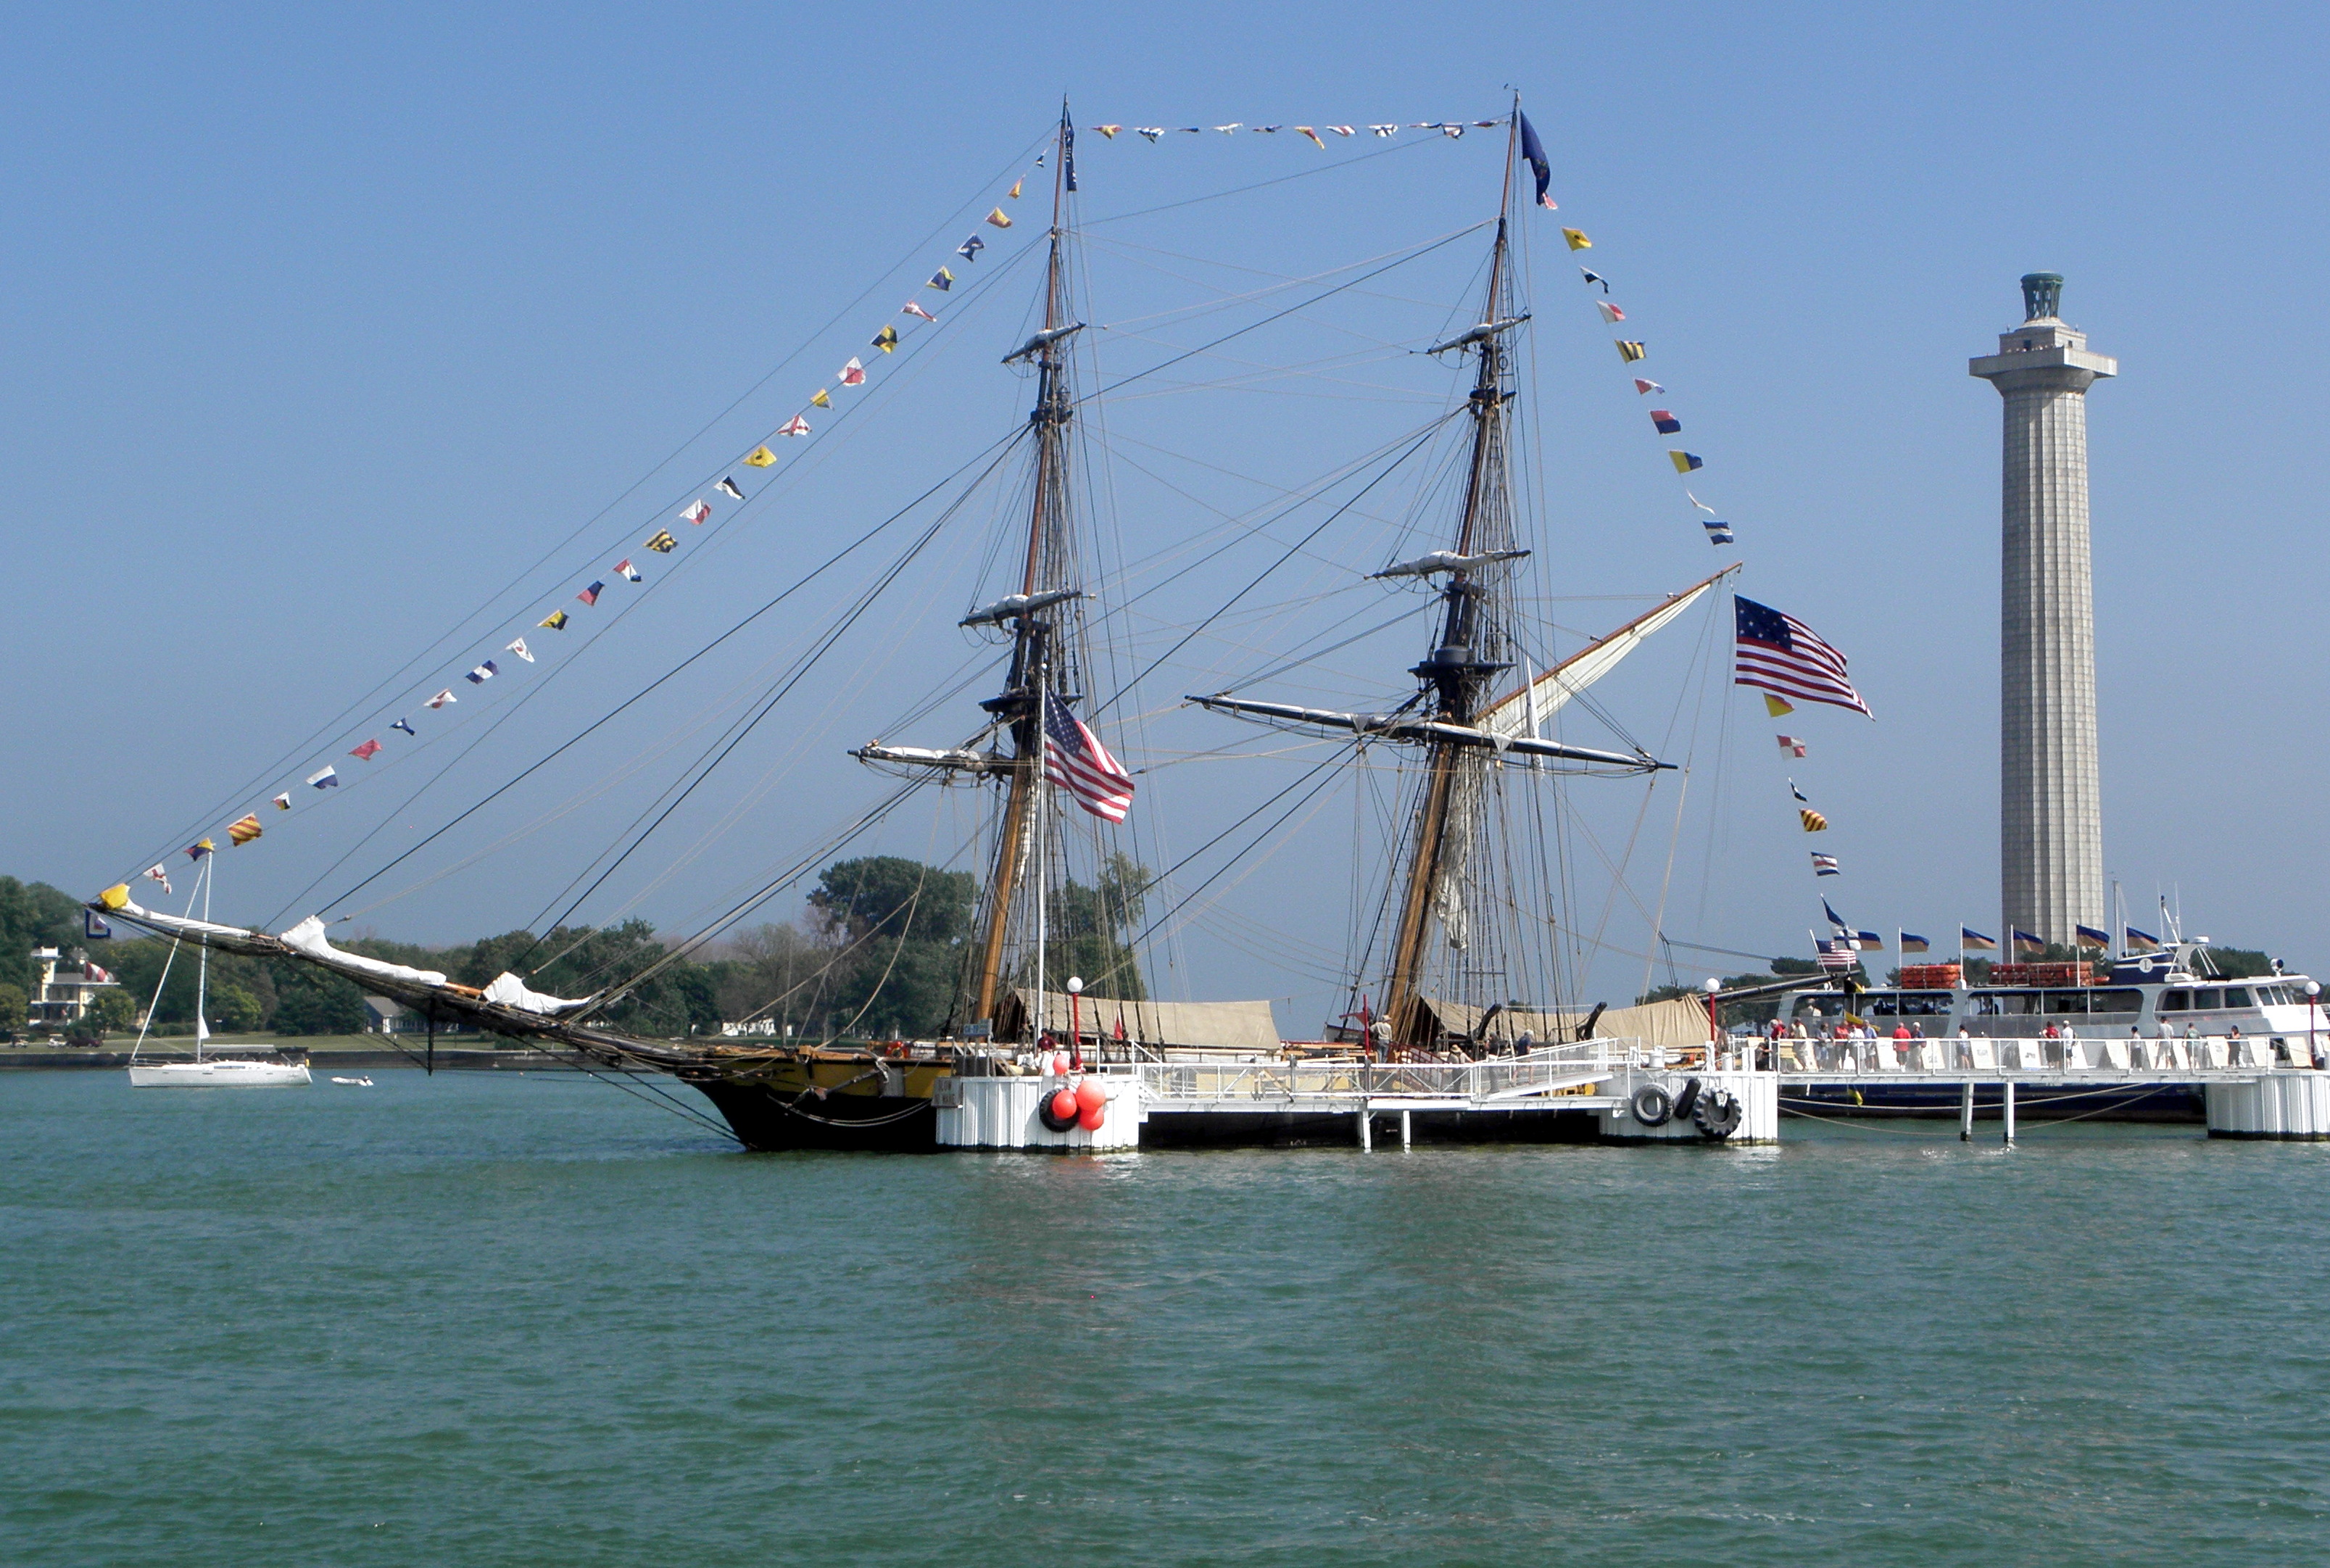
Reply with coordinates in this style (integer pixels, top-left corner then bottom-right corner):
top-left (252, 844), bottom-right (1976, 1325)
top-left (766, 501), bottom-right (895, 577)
top-left (745, 445), bottom-right (776, 467)
top-left (539, 610), bottom-right (569, 631)
top-left (1297, 126), bottom-right (1324, 149)
top-left (1615, 341), bottom-right (1646, 363)
top-left (644, 528), bottom-right (679, 553)
top-left (1008, 178), bottom-right (1024, 199)
top-left (228, 814), bottom-right (262, 846)
top-left (1800, 808), bottom-right (1828, 833)
top-left (1563, 228), bottom-right (1591, 250)
top-left (810, 389), bottom-right (831, 408)
top-left (99, 883), bottom-right (130, 910)
top-left (1764, 694), bottom-right (1794, 718)
top-left (872, 324), bottom-right (898, 353)
top-left (986, 207), bottom-right (1013, 229)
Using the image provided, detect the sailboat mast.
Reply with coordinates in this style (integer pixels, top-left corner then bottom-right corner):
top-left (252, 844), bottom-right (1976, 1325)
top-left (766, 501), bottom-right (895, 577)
top-left (1380, 106), bottom-right (1524, 1045)
top-left (971, 102), bottom-right (1078, 1033)
top-left (194, 855), bottom-right (212, 1060)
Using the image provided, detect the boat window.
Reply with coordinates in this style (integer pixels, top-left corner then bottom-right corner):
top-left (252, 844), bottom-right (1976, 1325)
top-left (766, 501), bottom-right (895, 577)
top-left (2194, 990), bottom-right (2223, 1010)
top-left (1904, 992), bottom-right (1953, 1016)
top-left (2086, 990), bottom-right (2142, 1016)
top-left (2256, 985), bottom-right (2284, 1005)
top-left (2161, 990), bottom-right (2189, 1011)
top-left (1868, 994), bottom-right (1900, 1016)
top-left (2224, 987), bottom-right (2252, 1008)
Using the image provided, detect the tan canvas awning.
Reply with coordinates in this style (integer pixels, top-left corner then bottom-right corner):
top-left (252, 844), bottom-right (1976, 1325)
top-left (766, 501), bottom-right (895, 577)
top-left (1004, 989), bottom-right (1280, 1051)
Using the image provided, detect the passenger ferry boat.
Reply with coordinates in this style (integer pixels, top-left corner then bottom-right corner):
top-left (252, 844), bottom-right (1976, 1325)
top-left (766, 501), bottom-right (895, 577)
top-left (1778, 943), bottom-right (2322, 1121)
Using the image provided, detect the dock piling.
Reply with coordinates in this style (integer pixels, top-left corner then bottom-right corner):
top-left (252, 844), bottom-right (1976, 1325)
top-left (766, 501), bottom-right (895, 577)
top-left (1401, 1109), bottom-right (1412, 1150)
top-left (2003, 1079), bottom-right (2017, 1146)
top-left (1960, 1080), bottom-right (1974, 1142)
top-left (1358, 1104), bottom-right (1372, 1152)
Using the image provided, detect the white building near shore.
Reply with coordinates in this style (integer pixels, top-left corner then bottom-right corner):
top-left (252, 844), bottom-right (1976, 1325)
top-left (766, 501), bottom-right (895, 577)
top-left (28, 947), bottom-right (120, 1026)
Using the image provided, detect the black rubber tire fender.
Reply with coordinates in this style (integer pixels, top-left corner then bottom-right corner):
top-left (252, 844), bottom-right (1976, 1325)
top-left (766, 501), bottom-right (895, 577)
top-left (1670, 1077), bottom-right (1702, 1124)
top-left (1630, 1083), bottom-right (1673, 1127)
top-left (1693, 1088), bottom-right (1744, 1140)
top-left (1036, 1087), bottom-right (1081, 1132)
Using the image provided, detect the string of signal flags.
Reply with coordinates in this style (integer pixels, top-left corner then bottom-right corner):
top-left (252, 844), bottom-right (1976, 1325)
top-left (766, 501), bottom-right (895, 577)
top-left (155, 148), bottom-right (1093, 866)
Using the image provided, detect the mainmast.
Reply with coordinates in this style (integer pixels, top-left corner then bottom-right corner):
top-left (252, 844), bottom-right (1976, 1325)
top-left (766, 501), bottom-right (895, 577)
top-left (970, 102), bottom-right (1082, 1031)
top-left (1377, 112), bottom-right (1525, 1045)
top-left (1187, 100), bottom-right (1672, 1050)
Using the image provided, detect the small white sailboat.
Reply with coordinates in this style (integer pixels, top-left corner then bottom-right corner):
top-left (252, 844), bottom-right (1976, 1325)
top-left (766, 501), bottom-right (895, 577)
top-left (126, 851), bottom-right (310, 1089)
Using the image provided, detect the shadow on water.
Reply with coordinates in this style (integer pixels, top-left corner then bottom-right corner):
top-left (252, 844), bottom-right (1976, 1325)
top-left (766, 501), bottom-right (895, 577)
top-left (2, 1070), bottom-right (2326, 1566)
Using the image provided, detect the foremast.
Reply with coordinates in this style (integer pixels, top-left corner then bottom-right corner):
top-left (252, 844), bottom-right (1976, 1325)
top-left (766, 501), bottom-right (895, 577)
top-left (968, 103), bottom-right (1083, 1033)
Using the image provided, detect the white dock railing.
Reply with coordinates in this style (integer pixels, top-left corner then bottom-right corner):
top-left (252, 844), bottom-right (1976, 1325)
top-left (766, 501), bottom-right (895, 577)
top-left (1135, 1040), bottom-right (1666, 1108)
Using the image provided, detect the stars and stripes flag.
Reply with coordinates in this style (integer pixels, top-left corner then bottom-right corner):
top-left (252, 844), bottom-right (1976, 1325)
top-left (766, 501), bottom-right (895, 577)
top-left (1734, 597), bottom-right (1871, 718)
top-left (1041, 694), bottom-right (1135, 823)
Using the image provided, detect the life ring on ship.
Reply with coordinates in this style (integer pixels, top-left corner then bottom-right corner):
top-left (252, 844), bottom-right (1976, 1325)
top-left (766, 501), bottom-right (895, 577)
top-left (1630, 1084), bottom-right (1673, 1127)
top-left (1037, 1085), bottom-right (1082, 1133)
top-left (1693, 1088), bottom-right (1744, 1140)
top-left (1671, 1077), bottom-right (1703, 1124)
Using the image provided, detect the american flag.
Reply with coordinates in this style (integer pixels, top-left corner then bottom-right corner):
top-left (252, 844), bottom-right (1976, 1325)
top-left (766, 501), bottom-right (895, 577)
top-left (1042, 696), bottom-right (1135, 824)
top-left (1735, 597), bottom-right (1870, 717)
top-left (1816, 939), bottom-right (1857, 971)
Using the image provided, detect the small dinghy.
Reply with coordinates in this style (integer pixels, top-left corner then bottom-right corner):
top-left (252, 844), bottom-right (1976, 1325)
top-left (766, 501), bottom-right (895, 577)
top-left (328, 1075), bottom-right (374, 1087)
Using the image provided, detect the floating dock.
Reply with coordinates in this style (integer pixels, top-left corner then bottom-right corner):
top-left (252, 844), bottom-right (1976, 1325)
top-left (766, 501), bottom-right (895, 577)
top-left (932, 1037), bottom-right (2330, 1150)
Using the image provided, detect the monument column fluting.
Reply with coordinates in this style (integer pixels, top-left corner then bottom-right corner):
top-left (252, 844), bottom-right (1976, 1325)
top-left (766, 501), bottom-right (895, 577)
top-left (1970, 273), bottom-right (2116, 947)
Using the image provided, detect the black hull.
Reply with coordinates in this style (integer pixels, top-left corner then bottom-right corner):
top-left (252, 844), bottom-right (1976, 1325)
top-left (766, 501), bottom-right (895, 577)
top-left (1140, 1107), bottom-right (1602, 1149)
top-left (1785, 1081), bottom-right (2205, 1124)
top-left (691, 1080), bottom-right (940, 1153)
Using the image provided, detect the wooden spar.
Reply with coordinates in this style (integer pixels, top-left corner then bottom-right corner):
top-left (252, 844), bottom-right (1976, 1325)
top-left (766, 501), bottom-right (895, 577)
top-left (971, 101), bottom-right (1077, 1032)
top-left (1380, 106), bottom-right (1522, 1046)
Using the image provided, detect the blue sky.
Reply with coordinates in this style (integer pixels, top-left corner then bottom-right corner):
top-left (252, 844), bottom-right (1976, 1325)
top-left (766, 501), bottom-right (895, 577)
top-left (7, 2), bottom-right (2326, 1025)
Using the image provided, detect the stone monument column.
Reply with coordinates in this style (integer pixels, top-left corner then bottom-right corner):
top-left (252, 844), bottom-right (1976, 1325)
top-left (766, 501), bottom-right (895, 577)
top-left (1970, 273), bottom-right (2115, 948)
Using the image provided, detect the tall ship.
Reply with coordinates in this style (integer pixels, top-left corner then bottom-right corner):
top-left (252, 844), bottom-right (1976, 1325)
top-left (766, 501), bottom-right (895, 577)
top-left (88, 99), bottom-right (1750, 1149)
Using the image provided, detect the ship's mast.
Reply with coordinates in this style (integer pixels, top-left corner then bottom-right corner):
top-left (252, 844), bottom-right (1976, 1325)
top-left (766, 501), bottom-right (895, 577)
top-left (970, 101), bottom-right (1079, 1031)
top-left (1380, 107), bottom-right (1524, 1045)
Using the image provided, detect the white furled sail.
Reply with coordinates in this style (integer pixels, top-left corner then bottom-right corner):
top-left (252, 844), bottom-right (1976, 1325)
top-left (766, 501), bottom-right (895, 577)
top-left (1477, 565), bottom-right (1736, 739)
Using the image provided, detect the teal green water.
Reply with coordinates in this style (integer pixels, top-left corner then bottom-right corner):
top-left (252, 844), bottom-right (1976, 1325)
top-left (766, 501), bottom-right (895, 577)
top-left (4, 1070), bottom-right (2327, 1565)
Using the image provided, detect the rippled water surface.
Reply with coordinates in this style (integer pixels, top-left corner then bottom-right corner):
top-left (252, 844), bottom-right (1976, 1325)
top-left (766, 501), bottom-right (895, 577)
top-left (4, 1068), bottom-right (2327, 1565)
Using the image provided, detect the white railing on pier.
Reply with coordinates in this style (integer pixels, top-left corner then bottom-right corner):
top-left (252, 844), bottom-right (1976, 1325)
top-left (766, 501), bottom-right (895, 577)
top-left (1135, 1040), bottom-right (1674, 1107)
